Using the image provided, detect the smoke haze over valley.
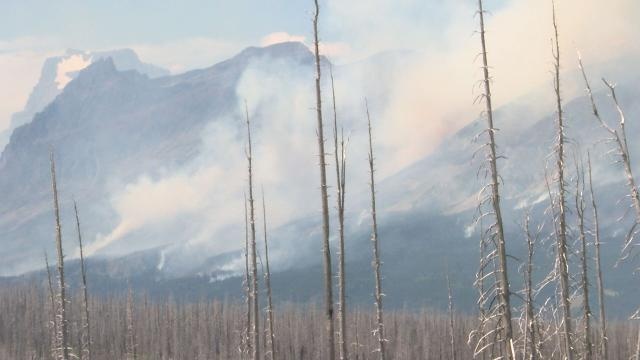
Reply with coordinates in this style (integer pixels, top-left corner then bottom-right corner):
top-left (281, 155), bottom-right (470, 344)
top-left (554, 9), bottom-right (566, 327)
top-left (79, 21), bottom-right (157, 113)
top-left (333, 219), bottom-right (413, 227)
top-left (2, 1), bottom-right (640, 359)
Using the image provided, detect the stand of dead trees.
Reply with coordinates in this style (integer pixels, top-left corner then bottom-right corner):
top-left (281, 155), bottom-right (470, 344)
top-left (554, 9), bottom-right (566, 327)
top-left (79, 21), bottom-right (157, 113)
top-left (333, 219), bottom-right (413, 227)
top-left (6, 1), bottom-right (640, 360)
top-left (4, 284), bottom-right (640, 359)
top-left (469, 1), bottom-right (640, 359)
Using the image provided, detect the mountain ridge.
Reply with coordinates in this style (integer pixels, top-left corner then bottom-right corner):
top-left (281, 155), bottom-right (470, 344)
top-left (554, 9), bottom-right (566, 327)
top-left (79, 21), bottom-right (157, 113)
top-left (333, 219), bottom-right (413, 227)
top-left (0, 42), bottom-right (638, 316)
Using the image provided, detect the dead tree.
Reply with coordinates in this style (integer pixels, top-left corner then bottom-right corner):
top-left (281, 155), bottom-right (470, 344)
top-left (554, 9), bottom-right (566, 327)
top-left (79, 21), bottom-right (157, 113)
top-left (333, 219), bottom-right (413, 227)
top-left (586, 153), bottom-right (608, 359)
top-left (578, 54), bottom-right (640, 260)
top-left (521, 212), bottom-right (539, 360)
top-left (366, 100), bottom-right (386, 360)
top-left (242, 193), bottom-right (252, 358)
top-left (550, 3), bottom-right (574, 358)
top-left (471, 218), bottom-right (490, 360)
top-left (602, 80), bottom-right (640, 262)
top-left (446, 270), bottom-right (457, 360)
top-left (262, 191), bottom-right (276, 360)
top-left (540, 170), bottom-right (570, 359)
top-left (312, 1), bottom-right (336, 359)
top-left (574, 156), bottom-right (592, 359)
top-left (579, 51), bottom-right (639, 335)
top-left (73, 200), bottom-right (92, 360)
top-left (126, 287), bottom-right (137, 360)
top-left (329, 63), bottom-right (348, 360)
top-left (45, 252), bottom-right (58, 359)
top-left (635, 325), bottom-right (640, 360)
top-left (244, 102), bottom-right (260, 360)
top-left (471, 1), bottom-right (514, 358)
top-left (50, 150), bottom-right (70, 360)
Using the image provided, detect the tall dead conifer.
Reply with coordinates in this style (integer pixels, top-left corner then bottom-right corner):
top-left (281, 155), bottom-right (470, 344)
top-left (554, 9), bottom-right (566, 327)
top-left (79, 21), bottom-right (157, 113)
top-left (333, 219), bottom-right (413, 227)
top-left (262, 191), bottom-right (276, 360)
top-left (586, 154), bottom-right (607, 359)
top-left (244, 102), bottom-right (260, 360)
top-left (312, 1), bottom-right (336, 358)
top-left (471, 1), bottom-right (514, 358)
top-left (366, 100), bottom-right (386, 360)
top-left (329, 63), bottom-right (348, 360)
top-left (550, 3), bottom-right (573, 358)
top-left (574, 157), bottom-right (592, 359)
top-left (73, 200), bottom-right (91, 360)
top-left (50, 150), bottom-right (70, 360)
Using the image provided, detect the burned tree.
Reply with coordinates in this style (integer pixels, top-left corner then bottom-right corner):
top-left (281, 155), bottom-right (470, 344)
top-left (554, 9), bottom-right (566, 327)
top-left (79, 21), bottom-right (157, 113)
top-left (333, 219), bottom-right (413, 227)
top-left (262, 191), bottom-right (276, 360)
top-left (579, 51), bottom-right (638, 346)
top-left (587, 153), bottom-right (608, 359)
top-left (549, 3), bottom-right (574, 358)
top-left (578, 54), bottom-right (640, 260)
top-left (244, 102), bottom-right (260, 360)
top-left (312, 1), bottom-right (336, 359)
top-left (50, 150), bottom-right (70, 360)
top-left (574, 157), bottom-right (592, 359)
top-left (366, 100), bottom-right (386, 360)
top-left (73, 200), bottom-right (92, 360)
top-left (471, 0), bottom-right (514, 358)
top-left (329, 63), bottom-right (348, 360)
top-left (242, 193), bottom-right (252, 358)
top-left (125, 287), bottom-right (137, 360)
top-left (45, 252), bottom-right (58, 359)
top-left (446, 270), bottom-right (457, 360)
top-left (602, 80), bottom-right (640, 263)
top-left (521, 212), bottom-right (540, 360)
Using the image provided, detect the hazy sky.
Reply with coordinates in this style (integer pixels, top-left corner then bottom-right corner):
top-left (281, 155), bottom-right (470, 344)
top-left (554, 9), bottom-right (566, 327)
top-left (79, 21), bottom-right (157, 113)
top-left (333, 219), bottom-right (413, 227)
top-left (0, 1), bottom-right (514, 133)
top-left (0, 0), bottom-right (637, 139)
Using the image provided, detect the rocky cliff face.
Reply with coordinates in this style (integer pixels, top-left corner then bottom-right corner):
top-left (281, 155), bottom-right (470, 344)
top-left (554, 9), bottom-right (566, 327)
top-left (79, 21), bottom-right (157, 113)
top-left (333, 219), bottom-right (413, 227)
top-left (0, 48), bottom-right (170, 150)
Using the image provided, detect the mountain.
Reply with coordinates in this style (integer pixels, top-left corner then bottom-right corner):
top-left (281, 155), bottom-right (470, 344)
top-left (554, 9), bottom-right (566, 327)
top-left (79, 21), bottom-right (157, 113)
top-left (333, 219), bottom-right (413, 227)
top-left (0, 41), bottom-right (639, 316)
top-left (0, 42), bottom-right (320, 275)
top-left (0, 49), bottom-right (169, 149)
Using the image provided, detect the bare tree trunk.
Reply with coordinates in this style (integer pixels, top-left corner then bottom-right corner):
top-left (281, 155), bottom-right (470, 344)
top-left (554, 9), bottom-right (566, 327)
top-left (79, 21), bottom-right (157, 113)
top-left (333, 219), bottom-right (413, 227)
top-left (601, 80), bottom-right (640, 259)
top-left (244, 102), bottom-right (260, 360)
top-left (635, 324), bottom-right (640, 360)
top-left (50, 151), bottom-right (70, 360)
top-left (574, 158), bottom-right (592, 360)
top-left (578, 54), bottom-right (640, 255)
top-left (312, 2), bottom-right (336, 359)
top-left (329, 63), bottom-right (348, 360)
top-left (73, 201), bottom-right (92, 360)
top-left (45, 252), bottom-right (58, 360)
top-left (262, 191), bottom-right (276, 360)
top-left (126, 288), bottom-right (137, 360)
top-left (446, 271), bottom-right (456, 360)
top-left (586, 153), bottom-right (608, 360)
top-left (475, 1), bottom-right (514, 358)
top-left (366, 101), bottom-right (386, 360)
top-left (550, 4), bottom-right (573, 358)
top-left (579, 53), bottom-right (639, 333)
top-left (243, 193), bottom-right (252, 359)
top-left (473, 225), bottom-right (490, 360)
top-left (523, 213), bottom-right (538, 360)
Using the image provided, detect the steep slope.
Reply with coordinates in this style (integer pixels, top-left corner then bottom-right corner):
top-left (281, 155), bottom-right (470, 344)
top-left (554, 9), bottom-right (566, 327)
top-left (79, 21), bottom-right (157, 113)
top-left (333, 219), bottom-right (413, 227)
top-left (0, 49), bottom-right (169, 149)
top-left (0, 42), bottom-right (317, 274)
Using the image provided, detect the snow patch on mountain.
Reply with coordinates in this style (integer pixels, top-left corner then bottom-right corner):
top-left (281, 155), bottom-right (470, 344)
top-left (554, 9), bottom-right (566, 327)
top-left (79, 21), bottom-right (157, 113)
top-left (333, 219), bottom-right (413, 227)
top-left (55, 53), bottom-right (92, 89)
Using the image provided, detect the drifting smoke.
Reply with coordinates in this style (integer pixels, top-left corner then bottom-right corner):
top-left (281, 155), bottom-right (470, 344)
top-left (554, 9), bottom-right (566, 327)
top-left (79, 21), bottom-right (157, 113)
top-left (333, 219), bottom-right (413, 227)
top-left (82, 0), bottom-right (640, 274)
top-left (326, 0), bottom-right (640, 172)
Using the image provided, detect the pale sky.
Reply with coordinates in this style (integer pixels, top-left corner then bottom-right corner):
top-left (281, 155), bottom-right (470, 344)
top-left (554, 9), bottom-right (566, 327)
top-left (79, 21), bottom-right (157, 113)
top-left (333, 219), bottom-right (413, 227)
top-left (1, 0), bottom-right (637, 138)
top-left (0, 1), bottom-right (515, 133)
